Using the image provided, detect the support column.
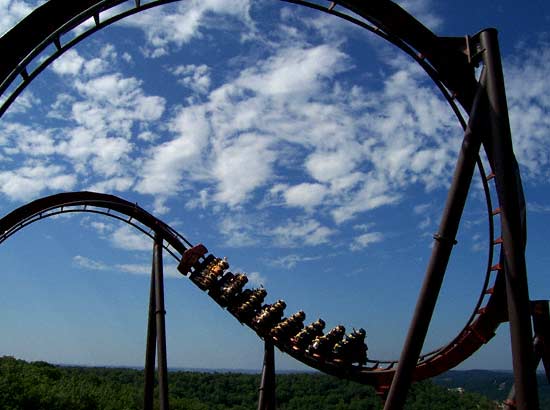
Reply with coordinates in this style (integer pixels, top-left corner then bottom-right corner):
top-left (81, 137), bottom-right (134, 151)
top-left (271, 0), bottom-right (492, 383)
top-left (153, 233), bottom-right (170, 410)
top-left (532, 300), bottom-right (550, 383)
top-left (383, 70), bottom-right (487, 410)
top-left (257, 340), bottom-right (276, 410)
top-left (143, 232), bottom-right (170, 410)
top-left (504, 301), bottom-right (550, 409)
top-left (479, 28), bottom-right (539, 410)
top-left (143, 258), bottom-right (157, 410)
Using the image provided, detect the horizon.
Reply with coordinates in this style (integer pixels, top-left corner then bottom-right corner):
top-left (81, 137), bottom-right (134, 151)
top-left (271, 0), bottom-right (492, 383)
top-left (0, 355), bottom-right (522, 374)
top-left (0, 0), bottom-right (549, 375)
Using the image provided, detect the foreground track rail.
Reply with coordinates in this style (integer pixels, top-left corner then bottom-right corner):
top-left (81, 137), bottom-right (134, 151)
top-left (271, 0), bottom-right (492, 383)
top-left (0, 191), bottom-right (510, 393)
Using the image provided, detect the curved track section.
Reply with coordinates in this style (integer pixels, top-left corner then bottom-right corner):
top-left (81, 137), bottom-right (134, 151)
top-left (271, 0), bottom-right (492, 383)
top-left (0, 191), bottom-right (508, 392)
top-left (0, 0), bottom-right (516, 395)
top-left (0, 0), bottom-right (476, 121)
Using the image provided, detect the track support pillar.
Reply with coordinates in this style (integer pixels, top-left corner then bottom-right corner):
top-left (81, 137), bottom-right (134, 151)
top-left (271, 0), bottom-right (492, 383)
top-left (383, 68), bottom-right (488, 410)
top-left (257, 340), bottom-right (276, 410)
top-left (143, 232), bottom-right (170, 410)
top-left (479, 28), bottom-right (539, 410)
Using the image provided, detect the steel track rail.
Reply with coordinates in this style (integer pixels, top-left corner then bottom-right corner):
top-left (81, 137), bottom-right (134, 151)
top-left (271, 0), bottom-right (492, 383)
top-left (0, 189), bottom-right (506, 392)
top-left (0, 0), bottom-right (512, 394)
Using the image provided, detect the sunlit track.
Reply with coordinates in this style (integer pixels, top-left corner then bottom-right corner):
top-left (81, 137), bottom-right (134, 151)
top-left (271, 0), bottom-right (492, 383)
top-left (0, 189), bottom-right (507, 392)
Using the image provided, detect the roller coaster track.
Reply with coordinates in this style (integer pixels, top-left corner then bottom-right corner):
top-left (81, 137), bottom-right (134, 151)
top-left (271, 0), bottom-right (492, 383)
top-left (0, 1), bottom-right (538, 408)
top-left (0, 188), bottom-right (507, 393)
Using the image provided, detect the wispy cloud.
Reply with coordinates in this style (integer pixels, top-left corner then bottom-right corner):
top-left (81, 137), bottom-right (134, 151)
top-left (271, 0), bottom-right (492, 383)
top-left (269, 254), bottom-right (322, 269)
top-left (350, 224), bottom-right (384, 251)
top-left (271, 219), bottom-right (334, 247)
top-left (395, 0), bottom-right (443, 30)
top-left (110, 225), bottom-right (153, 252)
top-left (170, 64), bottom-right (212, 94)
top-left (0, 163), bottom-right (76, 201)
top-left (506, 43), bottom-right (550, 180)
top-left (528, 202), bottom-right (550, 213)
top-left (73, 255), bottom-right (180, 278)
top-left (120, 0), bottom-right (255, 57)
top-left (0, 43), bottom-right (164, 202)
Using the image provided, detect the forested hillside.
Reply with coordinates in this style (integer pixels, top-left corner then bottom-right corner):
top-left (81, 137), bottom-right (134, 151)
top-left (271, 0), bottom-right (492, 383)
top-left (433, 370), bottom-right (550, 408)
top-left (0, 356), bottom-right (496, 409)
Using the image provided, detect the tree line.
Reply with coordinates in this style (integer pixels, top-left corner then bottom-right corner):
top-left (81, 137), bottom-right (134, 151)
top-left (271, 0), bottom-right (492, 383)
top-left (0, 356), bottom-right (497, 409)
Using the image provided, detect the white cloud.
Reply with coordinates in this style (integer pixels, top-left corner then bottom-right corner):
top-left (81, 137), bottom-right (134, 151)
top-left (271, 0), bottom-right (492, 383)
top-left (413, 203), bottom-right (432, 215)
top-left (1, 122), bottom-right (55, 156)
top-left (233, 44), bottom-right (349, 99)
top-left (395, 0), bottom-right (443, 30)
top-left (272, 219), bottom-right (334, 247)
top-left (121, 0), bottom-right (254, 57)
top-left (51, 44), bottom-right (117, 78)
top-left (51, 49), bottom-right (85, 76)
top-left (269, 254), bottom-right (322, 269)
top-left (171, 64), bottom-right (211, 94)
top-left (305, 148), bottom-right (360, 183)
top-left (350, 232), bottom-right (384, 251)
top-left (471, 233), bottom-right (484, 253)
top-left (331, 173), bottom-right (400, 224)
top-left (219, 214), bottom-right (259, 247)
top-left (283, 182), bottom-right (328, 209)
top-left (136, 105), bottom-right (211, 197)
top-left (87, 177), bottom-right (134, 193)
top-left (73, 255), bottom-right (108, 271)
top-left (73, 255), bottom-right (180, 278)
top-left (529, 202), bottom-right (550, 214)
top-left (212, 133), bottom-right (276, 207)
top-left (3, 90), bottom-right (40, 115)
top-left (9, 5), bottom-right (545, 258)
top-left (0, 163), bottom-right (77, 202)
top-left (136, 42), bottom-right (352, 212)
top-left (87, 220), bottom-right (112, 235)
top-left (110, 225), bottom-right (152, 252)
top-left (129, 32), bottom-right (462, 233)
top-left (506, 44), bottom-right (550, 180)
top-left (50, 56), bottom-right (166, 179)
top-left (57, 128), bottom-right (133, 177)
top-left (115, 263), bottom-right (150, 275)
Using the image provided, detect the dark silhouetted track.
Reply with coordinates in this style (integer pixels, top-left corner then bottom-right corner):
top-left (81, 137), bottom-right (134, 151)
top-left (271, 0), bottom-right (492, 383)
top-left (0, 190), bottom-right (508, 393)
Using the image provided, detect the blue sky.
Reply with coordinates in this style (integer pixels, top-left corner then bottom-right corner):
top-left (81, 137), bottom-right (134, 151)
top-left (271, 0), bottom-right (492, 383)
top-left (0, 0), bottom-right (549, 372)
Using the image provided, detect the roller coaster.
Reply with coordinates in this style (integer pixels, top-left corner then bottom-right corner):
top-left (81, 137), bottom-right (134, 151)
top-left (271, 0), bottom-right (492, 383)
top-left (0, 1), bottom-right (547, 410)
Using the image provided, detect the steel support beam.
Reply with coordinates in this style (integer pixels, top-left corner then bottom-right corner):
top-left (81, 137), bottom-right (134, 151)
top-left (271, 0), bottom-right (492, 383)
top-left (143, 256), bottom-right (157, 410)
top-left (479, 28), bottom-right (539, 410)
top-left (532, 301), bottom-right (550, 383)
top-left (257, 340), bottom-right (276, 410)
top-left (383, 70), bottom-right (487, 410)
top-left (154, 233), bottom-right (170, 410)
top-left (143, 233), bottom-right (170, 410)
top-left (503, 301), bottom-right (549, 409)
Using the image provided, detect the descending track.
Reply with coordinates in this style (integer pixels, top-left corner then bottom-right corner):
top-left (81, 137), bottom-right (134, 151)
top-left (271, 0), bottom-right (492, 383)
top-left (0, 190), bottom-right (509, 393)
